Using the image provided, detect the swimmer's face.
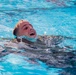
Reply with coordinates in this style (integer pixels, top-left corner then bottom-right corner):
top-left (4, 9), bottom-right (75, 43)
top-left (17, 20), bottom-right (37, 38)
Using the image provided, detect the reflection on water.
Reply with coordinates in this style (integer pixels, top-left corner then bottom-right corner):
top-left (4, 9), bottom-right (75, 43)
top-left (0, 35), bottom-right (76, 75)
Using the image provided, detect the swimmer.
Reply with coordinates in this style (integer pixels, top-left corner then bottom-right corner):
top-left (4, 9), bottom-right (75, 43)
top-left (13, 20), bottom-right (63, 49)
top-left (13, 20), bottom-right (37, 43)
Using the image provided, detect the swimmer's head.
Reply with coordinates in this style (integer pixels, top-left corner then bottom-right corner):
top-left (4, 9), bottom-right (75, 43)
top-left (13, 20), bottom-right (37, 39)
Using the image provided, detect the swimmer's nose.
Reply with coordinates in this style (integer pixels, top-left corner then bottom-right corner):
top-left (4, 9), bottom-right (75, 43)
top-left (29, 26), bottom-right (33, 29)
top-left (30, 29), bottom-right (34, 32)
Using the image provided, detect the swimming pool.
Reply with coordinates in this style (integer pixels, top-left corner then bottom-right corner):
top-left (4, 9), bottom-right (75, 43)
top-left (0, 0), bottom-right (76, 75)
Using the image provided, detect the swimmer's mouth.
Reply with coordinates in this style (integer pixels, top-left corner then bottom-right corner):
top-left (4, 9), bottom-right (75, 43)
top-left (30, 33), bottom-right (35, 36)
top-left (29, 29), bottom-right (36, 38)
top-left (29, 32), bottom-right (36, 38)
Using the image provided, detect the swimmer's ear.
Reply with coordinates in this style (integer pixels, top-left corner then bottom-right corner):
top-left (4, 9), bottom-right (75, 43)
top-left (13, 28), bottom-right (18, 36)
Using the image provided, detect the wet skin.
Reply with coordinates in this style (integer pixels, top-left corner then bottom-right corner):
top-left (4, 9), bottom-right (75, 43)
top-left (17, 20), bottom-right (37, 38)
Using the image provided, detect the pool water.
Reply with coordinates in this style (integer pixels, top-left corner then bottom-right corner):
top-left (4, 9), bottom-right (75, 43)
top-left (0, 0), bottom-right (76, 75)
